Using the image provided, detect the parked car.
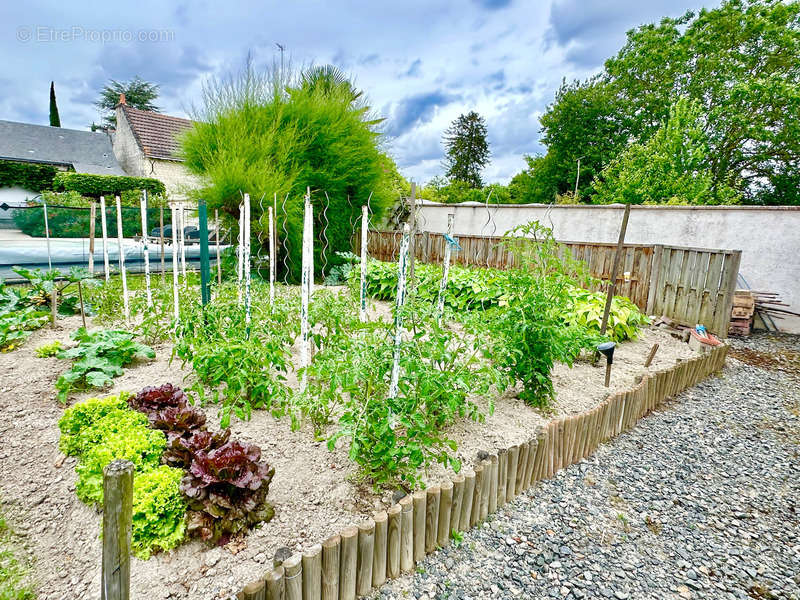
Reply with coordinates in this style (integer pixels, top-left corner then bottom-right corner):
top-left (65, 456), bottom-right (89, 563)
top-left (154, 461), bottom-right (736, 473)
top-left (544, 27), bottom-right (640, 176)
top-left (150, 225), bottom-right (207, 243)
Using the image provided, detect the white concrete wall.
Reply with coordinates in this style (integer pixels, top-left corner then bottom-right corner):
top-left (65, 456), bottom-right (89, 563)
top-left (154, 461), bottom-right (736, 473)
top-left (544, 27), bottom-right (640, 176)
top-left (417, 202), bottom-right (800, 333)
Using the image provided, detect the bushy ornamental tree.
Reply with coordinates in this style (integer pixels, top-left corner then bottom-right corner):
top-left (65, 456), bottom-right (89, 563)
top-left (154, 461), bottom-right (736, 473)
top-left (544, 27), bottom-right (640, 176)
top-left (591, 98), bottom-right (740, 205)
top-left (181, 60), bottom-right (395, 281)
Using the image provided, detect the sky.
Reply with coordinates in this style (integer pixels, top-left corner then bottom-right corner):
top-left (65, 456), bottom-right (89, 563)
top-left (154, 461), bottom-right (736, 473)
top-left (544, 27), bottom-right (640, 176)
top-left (1, 0), bottom-right (720, 184)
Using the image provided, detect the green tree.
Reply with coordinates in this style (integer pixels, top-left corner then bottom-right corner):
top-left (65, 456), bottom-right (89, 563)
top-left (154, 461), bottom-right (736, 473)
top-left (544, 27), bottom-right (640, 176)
top-left (182, 61), bottom-right (393, 281)
top-left (520, 0), bottom-right (800, 205)
top-left (95, 76), bottom-right (160, 127)
top-left (49, 81), bottom-right (61, 127)
top-left (592, 98), bottom-right (740, 205)
top-left (443, 111), bottom-right (490, 188)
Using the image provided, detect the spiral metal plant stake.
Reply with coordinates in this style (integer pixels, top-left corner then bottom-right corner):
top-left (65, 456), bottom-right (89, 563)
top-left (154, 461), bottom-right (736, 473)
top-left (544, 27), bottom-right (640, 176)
top-left (321, 192), bottom-right (331, 279)
top-left (389, 224), bottom-right (411, 399)
top-left (254, 193), bottom-right (269, 277)
top-left (359, 192), bottom-right (373, 321)
top-left (436, 213), bottom-right (459, 323)
top-left (281, 192), bottom-right (292, 284)
top-left (480, 188), bottom-right (496, 269)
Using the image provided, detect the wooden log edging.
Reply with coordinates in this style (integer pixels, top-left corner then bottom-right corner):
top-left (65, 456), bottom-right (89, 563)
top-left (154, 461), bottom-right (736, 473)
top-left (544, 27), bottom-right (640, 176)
top-left (238, 343), bottom-right (728, 599)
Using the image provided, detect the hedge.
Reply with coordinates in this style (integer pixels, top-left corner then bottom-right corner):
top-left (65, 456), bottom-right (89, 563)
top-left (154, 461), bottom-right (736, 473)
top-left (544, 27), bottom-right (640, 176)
top-left (53, 172), bottom-right (166, 198)
top-left (0, 160), bottom-right (58, 192)
top-left (13, 205), bottom-right (161, 238)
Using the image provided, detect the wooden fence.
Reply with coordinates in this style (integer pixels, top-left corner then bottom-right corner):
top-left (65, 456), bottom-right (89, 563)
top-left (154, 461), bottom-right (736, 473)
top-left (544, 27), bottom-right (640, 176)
top-left (357, 231), bottom-right (741, 335)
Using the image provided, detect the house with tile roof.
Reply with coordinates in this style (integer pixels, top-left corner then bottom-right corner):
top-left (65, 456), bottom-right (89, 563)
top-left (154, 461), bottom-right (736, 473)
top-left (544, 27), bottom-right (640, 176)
top-left (112, 95), bottom-right (202, 198)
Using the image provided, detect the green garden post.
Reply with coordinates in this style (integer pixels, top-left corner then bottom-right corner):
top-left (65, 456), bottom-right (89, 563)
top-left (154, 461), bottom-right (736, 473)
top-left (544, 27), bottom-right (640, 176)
top-left (198, 199), bottom-right (211, 306)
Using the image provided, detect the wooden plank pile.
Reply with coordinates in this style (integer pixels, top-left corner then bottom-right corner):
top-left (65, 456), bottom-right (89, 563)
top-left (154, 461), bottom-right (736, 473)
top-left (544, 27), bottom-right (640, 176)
top-left (730, 290), bottom-right (755, 335)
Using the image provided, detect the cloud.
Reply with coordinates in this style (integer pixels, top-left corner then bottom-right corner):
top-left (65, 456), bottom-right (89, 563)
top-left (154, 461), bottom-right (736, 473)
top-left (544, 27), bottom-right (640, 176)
top-left (472, 0), bottom-right (513, 10)
top-left (404, 59), bottom-right (422, 78)
top-left (385, 91), bottom-right (461, 137)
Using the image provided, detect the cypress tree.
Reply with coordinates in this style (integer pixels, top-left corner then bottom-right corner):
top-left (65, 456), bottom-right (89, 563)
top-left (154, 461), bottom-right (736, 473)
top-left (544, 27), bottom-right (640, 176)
top-left (49, 81), bottom-right (61, 127)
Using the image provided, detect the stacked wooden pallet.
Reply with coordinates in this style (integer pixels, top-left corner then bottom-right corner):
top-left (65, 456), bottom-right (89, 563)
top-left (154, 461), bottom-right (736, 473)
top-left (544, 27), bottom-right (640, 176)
top-left (730, 290), bottom-right (755, 335)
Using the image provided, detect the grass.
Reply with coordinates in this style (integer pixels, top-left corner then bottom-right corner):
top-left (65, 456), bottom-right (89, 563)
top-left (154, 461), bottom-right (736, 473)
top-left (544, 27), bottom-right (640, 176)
top-left (0, 513), bottom-right (35, 600)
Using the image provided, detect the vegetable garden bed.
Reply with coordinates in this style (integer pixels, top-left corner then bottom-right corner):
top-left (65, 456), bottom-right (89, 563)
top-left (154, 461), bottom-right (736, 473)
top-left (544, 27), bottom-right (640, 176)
top-left (0, 281), bottom-right (700, 600)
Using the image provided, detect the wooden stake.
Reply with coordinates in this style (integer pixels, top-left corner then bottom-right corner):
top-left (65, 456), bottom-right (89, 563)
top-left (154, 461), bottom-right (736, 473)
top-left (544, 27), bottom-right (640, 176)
top-left (101, 460), bottom-right (133, 600)
top-left (170, 206), bottom-right (180, 325)
top-left (77, 280), bottom-right (86, 329)
top-left (50, 287), bottom-right (57, 327)
top-left (159, 206), bottom-right (165, 280)
top-left (372, 511), bottom-right (387, 588)
top-left (644, 343), bottom-right (659, 367)
top-left (302, 544), bottom-right (322, 600)
top-left (488, 455), bottom-right (498, 514)
top-left (425, 486), bottom-right (440, 554)
top-left (321, 536), bottom-right (339, 600)
top-left (359, 204), bottom-right (369, 322)
top-left (215, 208), bottom-right (222, 286)
top-left (389, 224), bottom-right (411, 398)
top-left (470, 463), bottom-right (483, 528)
top-left (436, 213), bottom-right (455, 320)
top-left (437, 480), bottom-right (453, 548)
top-left (399, 496), bottom-right (413, 572)
top-left (386, 505), bottom-right (401, 580)
top-left (268, 206), bottom-right (274, 305)
top-left (515, 445), bottom-right (527, 495)
top-left (356, 520), bottom-right (375, 596)
top-left (237, 201), bottom-right (244, 304)
top-left (479, 460), bottom-right (491, 520)
top-left (506, 446), bottom-right (519, 500)
top-left (599, 203), bottom-right (631, 336)
top-left (139, 190), bottom-right (152, 307)
top-left (339, 527), bottom-right (357, 600)
top-left (283, 553), bottom-right (302, 600)
top-left (412, 490), bottom-right (426, 562)
top-left (266, 566), bottom-right (285, 600)
top-left (300, 194), bottom-right (313, 389)
top-left (459, 471), bottom-right (475, 532)
top-left (242, 580), bottom-right (265, 600)
top-left (450, 474), bottom-right (465, 533)
top-left (497, 450), bottom-right (508, 507)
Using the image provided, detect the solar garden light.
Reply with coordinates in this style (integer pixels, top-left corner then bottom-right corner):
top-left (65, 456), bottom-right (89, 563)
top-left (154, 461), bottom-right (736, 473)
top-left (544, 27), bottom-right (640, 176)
top-left (597, 341), bottom-right (616, 387)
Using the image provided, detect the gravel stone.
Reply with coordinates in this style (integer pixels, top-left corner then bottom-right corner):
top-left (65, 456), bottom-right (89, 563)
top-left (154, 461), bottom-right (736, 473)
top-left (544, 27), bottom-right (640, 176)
top-left (372, 334), bottom-right (800, 599)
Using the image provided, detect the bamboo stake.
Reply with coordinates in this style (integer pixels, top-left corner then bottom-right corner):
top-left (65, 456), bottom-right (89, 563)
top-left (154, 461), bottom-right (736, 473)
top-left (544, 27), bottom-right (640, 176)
top-left (470, 463), bottom-right (483, 528)
top-left (386, 505), bottom-right (401, 580)
top-left (321, 536), bottom-right (339, 600)
top-left (372, 511), bottom-right (387, 588)
top-left (88, 201), bottom-right (96, 274)
top-left (266, 566), bottom-right (285, 600)
top-left (283, 553), bottom-right (302, 600)
top-left (115, 196), bottom-right (130, 320)
top-left (359, 204), bottom-right (368, 322)
top-left (339, 526), bottom-right (357, 600)
top-left (139, 190), bottom-right (152, 307)
top-left (302, 544), bottom-right (321, 600)
top-left (459, 471), bottom-right (475, 532)
top-left (425, 486), bottom-right (440, 554)
top-left (399, 496), bottom-right (413, 573)
top-left (497, 450), bottom-right (508, 507)
top-left (412, 490), bottom-right (426, 563)
top-left (437, 480), bottom-right (453, 548)
top-left (450, 474), bottom-right (465, 533)
top-left (506, 446), bottom-right (519, 500)
top-left (100, 195), bottom-right (110, 281)
top-left (356, 520), bottom-right (375, 596)
top-left (389, 224), bottom-right (411, 398)
top-left (488, 455), bottom-right (498, 514)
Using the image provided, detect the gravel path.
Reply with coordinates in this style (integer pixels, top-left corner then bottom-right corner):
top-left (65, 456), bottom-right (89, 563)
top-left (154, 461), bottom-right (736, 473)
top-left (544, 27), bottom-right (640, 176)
top-left (374, 334), bottom-right (800, 600)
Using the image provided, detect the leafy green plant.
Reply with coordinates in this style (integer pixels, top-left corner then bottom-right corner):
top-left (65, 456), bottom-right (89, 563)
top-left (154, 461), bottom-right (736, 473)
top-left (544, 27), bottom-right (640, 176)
top-left (58, 394), bottom-right (129, 456)
top-left (565, 288), bottom-right (649, 342)
top-left (0, 307), bottom-right (48, 352)
top-left (0, 506), bottom-right (35, 600)
top-left (323, 251), bottom-right (359, 286)
top-left (131, 466), bottom-right (187, 560)
top-left (74, 417), bottom-right (165, 505)
top-left (55, 328), bottom-right (155, 402)
top-left (35, 340), bottom-right (63, 357)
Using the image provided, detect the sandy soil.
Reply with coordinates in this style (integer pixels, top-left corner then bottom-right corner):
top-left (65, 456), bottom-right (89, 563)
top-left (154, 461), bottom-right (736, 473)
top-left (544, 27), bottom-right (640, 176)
top-left (0, 309), bottom-right (694, 600)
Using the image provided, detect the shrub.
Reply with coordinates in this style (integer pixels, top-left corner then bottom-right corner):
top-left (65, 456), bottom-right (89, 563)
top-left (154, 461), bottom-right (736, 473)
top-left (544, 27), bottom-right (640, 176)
top-left (131, 466), bottom-right (187, 560)
top-left (58, 394), bottom-right (129, 456)
top-left (0, 160), bottom-right (56, 191)
top-left (181, 440), bottom-right (275, 544)
top-left (52, 172), bottom-right (165, 198)
top-left (74, 421), bottom-right (165, 505)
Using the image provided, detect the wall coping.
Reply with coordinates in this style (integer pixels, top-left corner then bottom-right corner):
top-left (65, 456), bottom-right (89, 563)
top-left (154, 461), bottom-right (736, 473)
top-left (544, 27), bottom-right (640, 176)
top-left (417, 200), bottom-right (800, 212)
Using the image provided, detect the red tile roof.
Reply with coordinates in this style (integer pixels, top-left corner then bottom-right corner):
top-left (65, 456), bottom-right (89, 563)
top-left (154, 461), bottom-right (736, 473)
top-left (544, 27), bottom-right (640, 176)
top-left (120, 105), bottom-right (194, 161)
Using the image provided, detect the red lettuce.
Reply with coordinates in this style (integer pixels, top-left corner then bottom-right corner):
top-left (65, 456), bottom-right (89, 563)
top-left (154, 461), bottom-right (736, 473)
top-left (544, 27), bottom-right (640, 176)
top-left (129, 383), bottom-right (189, 414)
top-left (163, 428), bottom-right (230, 469)
top-left (180, 440), bottom-right (275, 543)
